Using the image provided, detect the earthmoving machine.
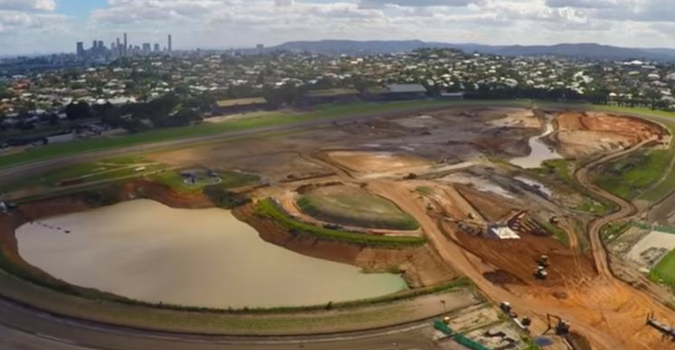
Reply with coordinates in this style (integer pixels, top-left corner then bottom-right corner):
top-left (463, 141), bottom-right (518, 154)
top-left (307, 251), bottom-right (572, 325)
top-left (500, 302), bottom-right (518, 318)
top-left (534, 266), bottom-right (548, 280)
top-left (537, 255), bottom-right (550, 268)
top-left (546, 314), bottom-right (570, 336)
top-left (647, 313), bottom-right (675, 342)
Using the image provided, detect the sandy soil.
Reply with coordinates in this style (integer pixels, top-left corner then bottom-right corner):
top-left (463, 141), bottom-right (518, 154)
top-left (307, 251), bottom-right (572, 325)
top-left (324, 150), bottom-right (433, 178)
top-left (554, 112), bottom-right (667, 158)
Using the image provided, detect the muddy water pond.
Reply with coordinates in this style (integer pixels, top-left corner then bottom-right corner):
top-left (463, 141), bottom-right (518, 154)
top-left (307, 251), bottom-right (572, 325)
top-left (510, 120), bottom-right (564, 169)
top-left (16, 200), bottom-right (407, 309)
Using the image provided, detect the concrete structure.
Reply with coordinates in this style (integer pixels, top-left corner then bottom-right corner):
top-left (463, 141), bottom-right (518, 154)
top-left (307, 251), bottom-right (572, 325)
top-left (168, 34), bottom-right (172, 52)
top-left (124, 33), bottom-right (128, 57)
top-left (257, 44), bottom-right (264, 55)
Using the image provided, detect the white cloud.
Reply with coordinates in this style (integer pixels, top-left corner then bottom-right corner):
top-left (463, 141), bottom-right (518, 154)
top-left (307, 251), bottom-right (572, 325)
top-left (0, 0), bottom-right (56, 12)
top-left (4, 0), bottom-right (675, 55)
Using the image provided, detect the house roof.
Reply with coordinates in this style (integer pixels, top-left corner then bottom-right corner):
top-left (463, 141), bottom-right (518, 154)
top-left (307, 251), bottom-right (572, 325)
top-left (217, 97), bottom-right (268, 108)
top-left (387, 84), bottom-right (427, 94)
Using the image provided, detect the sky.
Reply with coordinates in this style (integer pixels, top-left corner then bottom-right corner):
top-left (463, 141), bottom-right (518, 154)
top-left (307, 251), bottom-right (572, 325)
top-left (2, 0), bottom-right (675, 56)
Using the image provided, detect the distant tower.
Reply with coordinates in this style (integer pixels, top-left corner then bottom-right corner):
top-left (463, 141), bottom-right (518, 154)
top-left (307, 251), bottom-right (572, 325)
top-left (123, 33), bottom-right (128, 56)
top-left (154, 43), bottom-right (160, 52)
top-left (98, 40), bottom-right (105, 51)
top-left (76, 42), bottom-right (84, 57)
top-left (92, 40), bottom-right (97, 50)
top-left (256, 44), bottom-right (264, 55)
top-left (168, 34), bottom-right (172, 53)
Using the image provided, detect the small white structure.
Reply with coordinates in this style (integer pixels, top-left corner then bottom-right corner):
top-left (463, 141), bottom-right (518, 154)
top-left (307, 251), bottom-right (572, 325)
top-left (489, 226), bottom-right (521, 240)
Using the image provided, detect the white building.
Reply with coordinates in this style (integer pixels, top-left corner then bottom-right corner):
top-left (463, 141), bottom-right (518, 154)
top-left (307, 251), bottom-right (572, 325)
top-left (489, 226), bottom-right (521, 240)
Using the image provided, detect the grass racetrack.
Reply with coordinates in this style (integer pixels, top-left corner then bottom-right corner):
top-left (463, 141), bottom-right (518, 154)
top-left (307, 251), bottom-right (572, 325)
top-left (297, 186), bottom-right (420, 231)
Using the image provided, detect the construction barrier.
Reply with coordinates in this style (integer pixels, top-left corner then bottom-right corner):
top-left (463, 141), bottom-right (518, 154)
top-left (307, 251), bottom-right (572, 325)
top-left (433, 319), bottom-right (493, 350)
top-left (633, 222), bottom-right (675, 234)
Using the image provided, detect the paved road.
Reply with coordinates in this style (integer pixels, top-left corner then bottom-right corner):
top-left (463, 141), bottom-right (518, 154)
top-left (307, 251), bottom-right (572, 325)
top-left (0, 296), bottom-right (436, 350)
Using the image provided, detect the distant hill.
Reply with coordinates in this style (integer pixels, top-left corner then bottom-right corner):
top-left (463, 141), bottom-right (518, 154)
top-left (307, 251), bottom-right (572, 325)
top-left (269, 40), bottom-right (675, 61)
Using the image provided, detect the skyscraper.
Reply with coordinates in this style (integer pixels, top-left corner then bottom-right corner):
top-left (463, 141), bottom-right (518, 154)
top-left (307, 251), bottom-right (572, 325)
top-left (257, 44), bottom-right (265, 55)
top-left (76, 42), bottom-right (84, 57)
top-left (154, 43), bottom-right (160, 52)
top-left (168, 34), bottom-right (172, 52)
top-left (123, 33), bottom-right (128, 57)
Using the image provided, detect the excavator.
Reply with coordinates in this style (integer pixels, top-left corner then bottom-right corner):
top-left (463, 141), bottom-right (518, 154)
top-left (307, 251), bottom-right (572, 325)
top-left (647, 313), bottom-right (675, 342)
top-left (546, 314), bottom-right (570, 336)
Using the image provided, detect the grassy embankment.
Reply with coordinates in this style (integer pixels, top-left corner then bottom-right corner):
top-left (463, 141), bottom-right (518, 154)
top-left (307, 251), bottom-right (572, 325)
top-left (0, 99), bottom-right (530, 169)
top-left (535, 159), bottom-right (615, 215)
top-left (0, 249), bottom-right (473, 334)
top-left (256, 198), bottom-right (426, 247)
top-left (297, 188), bottom-right (420, 231)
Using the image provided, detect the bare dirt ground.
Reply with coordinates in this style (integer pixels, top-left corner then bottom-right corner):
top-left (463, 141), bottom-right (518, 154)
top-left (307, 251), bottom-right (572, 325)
top-left (554, 111), bottom-right (668, 158)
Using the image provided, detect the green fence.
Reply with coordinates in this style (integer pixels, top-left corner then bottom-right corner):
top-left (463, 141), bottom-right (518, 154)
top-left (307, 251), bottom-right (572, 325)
top-left (633, 222), bottom-right (675, 234)
top-left (433, 319), bottom-right (493, 350)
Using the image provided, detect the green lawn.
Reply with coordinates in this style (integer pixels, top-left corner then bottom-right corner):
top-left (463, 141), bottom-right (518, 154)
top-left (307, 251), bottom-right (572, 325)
top-left (0, 155), bottom-right (164, 192)
top-left (297, 186), bottom-right (420, 231)
top-left (650, 249), bottom-right (675, 288)
top-left (256, 198), bottom-right (426, 247)
top-left (0, 100), bottom-right (528, 169)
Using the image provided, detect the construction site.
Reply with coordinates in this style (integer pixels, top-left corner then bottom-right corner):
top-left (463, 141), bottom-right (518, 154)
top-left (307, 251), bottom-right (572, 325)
top-left (3, 105), bottom-right (675, 350)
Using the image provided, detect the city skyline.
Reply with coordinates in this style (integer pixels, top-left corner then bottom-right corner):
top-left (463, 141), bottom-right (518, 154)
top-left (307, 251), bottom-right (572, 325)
top-left (4, 0), bottom-right (675, 56)
top-left (75, 33), bottom-right (173, 59)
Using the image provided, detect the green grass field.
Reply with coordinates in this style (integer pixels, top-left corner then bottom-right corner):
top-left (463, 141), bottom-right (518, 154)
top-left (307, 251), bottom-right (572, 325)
top-left (0, 155), bottom-right (164, 193)
top-left (0, 100), bottom-right (528, 169)
top-left (594, 149), bottom-right (672, 200)
top-left (297, 186), bottom-right (419, 231)
top-left (650, 249), bottom-right (675, 288)
top-left (256, 198), bottom-right (426, 247)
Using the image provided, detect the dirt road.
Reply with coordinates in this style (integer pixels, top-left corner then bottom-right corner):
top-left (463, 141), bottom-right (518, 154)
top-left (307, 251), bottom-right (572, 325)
top-left (574, 138), bottom-right (653, 277)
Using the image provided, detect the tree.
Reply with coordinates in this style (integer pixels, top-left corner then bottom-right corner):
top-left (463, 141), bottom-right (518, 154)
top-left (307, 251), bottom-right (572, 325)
top-left (65, 102), bottom-right (92, 120)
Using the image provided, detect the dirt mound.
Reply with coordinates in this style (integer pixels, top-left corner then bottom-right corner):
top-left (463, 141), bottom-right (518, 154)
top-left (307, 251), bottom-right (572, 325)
top-left (554, 112), bottom-right (667, 158)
